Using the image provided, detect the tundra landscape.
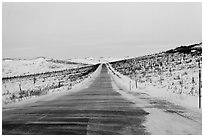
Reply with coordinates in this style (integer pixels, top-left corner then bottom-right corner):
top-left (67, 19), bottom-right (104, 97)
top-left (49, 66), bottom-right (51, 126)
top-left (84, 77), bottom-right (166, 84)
top-left (2, 2), bottom-right (202, 135)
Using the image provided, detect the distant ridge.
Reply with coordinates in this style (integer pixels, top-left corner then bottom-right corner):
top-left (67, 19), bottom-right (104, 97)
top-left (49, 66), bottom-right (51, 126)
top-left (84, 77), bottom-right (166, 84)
top-left (109, 42), bottom-right (202, 64)
top-left (2, 56), bottom-right (49, 61)
top-left (166, 42), bottom-right (202, 54)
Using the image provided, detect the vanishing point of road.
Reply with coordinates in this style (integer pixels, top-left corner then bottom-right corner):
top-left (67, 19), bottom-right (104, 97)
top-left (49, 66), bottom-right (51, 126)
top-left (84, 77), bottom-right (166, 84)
top-left (2, 64), bottom-right (149, 135)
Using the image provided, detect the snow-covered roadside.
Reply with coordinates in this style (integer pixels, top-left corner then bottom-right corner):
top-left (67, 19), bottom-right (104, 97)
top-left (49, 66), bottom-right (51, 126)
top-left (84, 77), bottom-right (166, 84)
top-left (107, 64), bottom-right (200, 109)
top-left (107, 64), bottom-right (202, 135)
top-left (3, 64), bottom-right (102, 109)
top-left (110, 76), bottom-right (201, 134)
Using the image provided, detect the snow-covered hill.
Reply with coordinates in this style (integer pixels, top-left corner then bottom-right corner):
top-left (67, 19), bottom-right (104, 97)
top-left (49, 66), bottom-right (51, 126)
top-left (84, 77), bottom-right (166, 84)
top-left (110, 42), bottom-right (202, 108)
top-left (2, 57), bottom-right (85, 78)
top-left (67, 56), bottom-right (128, 65)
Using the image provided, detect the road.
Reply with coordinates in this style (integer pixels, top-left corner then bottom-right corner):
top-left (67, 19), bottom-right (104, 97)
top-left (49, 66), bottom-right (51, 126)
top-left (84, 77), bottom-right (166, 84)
top-left (2, 64), bottom-right (150, 135)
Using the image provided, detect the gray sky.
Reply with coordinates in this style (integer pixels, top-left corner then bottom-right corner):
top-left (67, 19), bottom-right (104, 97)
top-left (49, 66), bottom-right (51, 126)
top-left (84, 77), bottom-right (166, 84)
top-left (2, 2), bottom-right (202, 59)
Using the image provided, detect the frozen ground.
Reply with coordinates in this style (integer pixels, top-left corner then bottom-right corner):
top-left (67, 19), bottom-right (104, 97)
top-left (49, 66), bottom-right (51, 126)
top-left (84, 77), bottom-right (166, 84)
top-left (2, 57), bottom-right (84, 77)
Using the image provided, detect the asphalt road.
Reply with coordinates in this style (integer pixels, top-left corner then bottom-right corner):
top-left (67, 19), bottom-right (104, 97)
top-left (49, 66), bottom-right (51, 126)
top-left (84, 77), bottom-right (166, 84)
top-left (2, 64), bottom-right (149, 135)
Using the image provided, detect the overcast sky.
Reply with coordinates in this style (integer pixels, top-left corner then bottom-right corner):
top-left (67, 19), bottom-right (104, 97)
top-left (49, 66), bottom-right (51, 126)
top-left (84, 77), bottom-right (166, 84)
top-left (2, 2), bottom-right (202, 59)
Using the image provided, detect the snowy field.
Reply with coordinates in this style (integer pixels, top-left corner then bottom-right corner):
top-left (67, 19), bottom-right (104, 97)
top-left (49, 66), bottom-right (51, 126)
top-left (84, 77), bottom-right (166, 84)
top-left (2, 57), bottom-right (86, 78)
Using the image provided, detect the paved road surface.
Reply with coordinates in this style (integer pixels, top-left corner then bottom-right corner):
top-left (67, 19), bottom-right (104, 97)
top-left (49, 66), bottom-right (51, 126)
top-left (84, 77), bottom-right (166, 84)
top-left (2, 64), bottom-right (149, 135)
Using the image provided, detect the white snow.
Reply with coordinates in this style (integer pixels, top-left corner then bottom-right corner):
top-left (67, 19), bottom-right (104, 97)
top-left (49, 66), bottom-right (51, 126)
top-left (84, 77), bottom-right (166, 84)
top-left (143, 107), bottom-right (201, 135)
top-left (2, 57), bottom-right (84, 77)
